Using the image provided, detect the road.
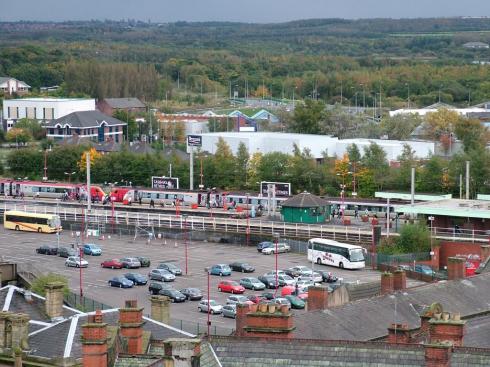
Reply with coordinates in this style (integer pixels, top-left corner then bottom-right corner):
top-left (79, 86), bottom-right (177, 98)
top-left (0, 227), bottom-right (392, 333)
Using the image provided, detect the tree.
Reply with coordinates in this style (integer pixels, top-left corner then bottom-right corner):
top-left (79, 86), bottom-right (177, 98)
top-left (78, 148), bottom-right (102, 172)
top-left (289, 99), bottom-right (325, 134)
top-left (6, 128), bottom-right (32, 145)
top-left (235, 142), bottom-right (249, 189)
top-left (454, 118), bottom-right (488, 152)
top-left (15, 118), bottom-right (46, 140)
top-left (113, 110), bottom-right (137, 142)
top-left (361, 142), bottom-right (389, 189)
top-left (212, 138), bottom-right (236, 189)
top-left (425, 108), bottom-right (461, 140)
top-left (380, 114), bottom-right (422, 140)
top-left (417, 155), bottom-right (445, 193)
top-left (346, 144), bottom-right (361, 164)
top-left (393, 144), bottom-right (417, 190)
top-left (7, 148), bottom-right (43, 178)
top-left (31, 273), bottom-right (69, 297)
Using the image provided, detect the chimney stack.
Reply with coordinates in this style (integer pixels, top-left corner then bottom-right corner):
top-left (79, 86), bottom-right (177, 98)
top-left (387, 323), bottom-right (411, 344)
top-left (82, 310), bottom-right (108, 367)
top-left (307, 286), bottom-right (329, 311)
top-left (238, 303), bottom-right (295, 339)
top-left (150, 295), bottom-right (170, 324)
top-left (381, 272), bottom-right (394, 294)
top-left (424, 341), bottom-right (452, 367)
top-left (393, 270), bottom-right (407, 291)
top-left (119, 300), bottom-right (144, 354)
top-left (447, 257), bottom-right (466, 281)
top-left (429, 312), bottom-right (465, 347)
top-left (235, 304), bottom-right (251, 337)
top-left (45, 282), bottom-right (65, 320)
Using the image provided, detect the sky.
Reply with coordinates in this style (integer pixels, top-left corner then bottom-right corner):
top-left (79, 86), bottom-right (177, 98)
top-left (2, 0), bottom-right (490, 23)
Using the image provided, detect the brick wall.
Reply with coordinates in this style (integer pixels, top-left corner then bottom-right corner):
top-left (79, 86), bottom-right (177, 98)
top-left (439, 242), bottom-right (482, 268)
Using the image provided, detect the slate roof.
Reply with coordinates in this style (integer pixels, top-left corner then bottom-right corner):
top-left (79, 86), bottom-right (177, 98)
top-left (0, 76), bottom-right (30, 87)
top-left (114, 355), bottom-right (162, 367)
top-left (293, 273), bottom-right (490, 342)
top-left (102, 98), bottom-right (146, 109)
top-left (281, 192), bottom-right (329, 208)
top-left (45, 110), bottom-right (126, 128)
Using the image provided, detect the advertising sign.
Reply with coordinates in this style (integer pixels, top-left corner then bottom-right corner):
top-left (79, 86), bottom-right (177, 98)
top-left (260, 181), bottom-right (291, 197)
top-left (152, 176), bottom-right (180, 189)
top-left (187, 135), bottom-right (202, 147)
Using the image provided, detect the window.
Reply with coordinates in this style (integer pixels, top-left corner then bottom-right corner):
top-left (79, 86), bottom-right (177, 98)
top-left (8, 107), bottom-right (18, 119)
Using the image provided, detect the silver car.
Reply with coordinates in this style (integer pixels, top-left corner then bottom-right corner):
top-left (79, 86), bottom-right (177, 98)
top-left (240, 277), bottom-right (266, 291)
top-left (121, 257), bottom-right (141, 269)
top-left (222, 304), bottom-right (237, 318)
top-left (226, 295), bottom-right (252, 305)
top-left (148, 269), bottom-right (175, 282)
top-left (65, 256), bottom-right (88, 268)
top-left (198, 300), bottom-right (223, 314)
top-left (273, 297), bottom-right (291, 309)
top-left (262, 243), bottom-right (290, 255)
top-left (298, 270), bottom-right (323, 283)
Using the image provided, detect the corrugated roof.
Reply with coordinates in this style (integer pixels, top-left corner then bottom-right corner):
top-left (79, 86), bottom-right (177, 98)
top-left (45, 110), bottom-right (126, 128)
top-left (103, 98), bottom-right (146, 109)
top-left (281, 192), bottom-right (329, 208)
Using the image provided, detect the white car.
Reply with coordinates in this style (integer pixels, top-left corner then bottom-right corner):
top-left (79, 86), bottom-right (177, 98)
top-left (198, 300), bottom-right (223, 314)
top-left (298, 270), bottom-right (323, 283)
top-left (277, 274), bottom-right (296, 286)
top-left (65, 256), bottom-right (88, 268)
top-left (262, 243), bottom-right (290, 255)
top-left (295, 279), bottom-right (315, 289)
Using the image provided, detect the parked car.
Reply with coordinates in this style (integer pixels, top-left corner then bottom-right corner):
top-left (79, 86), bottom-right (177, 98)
top-left (108, 276), bottom-right (133, 288)
top-left (272, 297), bottom-right (291, 309)
top-left (218, 280), bottom-right (245, 294)
top-left (262, 243), bottom-right (290, 255)
top-left (222, 304), bottom-right (237, 318)
top-left (264, 270), bottom-right (288, 278)
top-left (209, 264), bottom-right (232, 276)
top-left (281, 285), bottom-right (297, 297)
top-left (36, 245), bottom-right (58, 255)
top-left (260, 292), bottom-right (275, 300)
top-left (295, 279), bottom-right (315, 289)
top-left (414, 264), bottom-right (436, 277)
top-left (100, 259), bottom-right (123, 269)
top-left (158, 289), bottom-right (186, 303)
top-left (158, 262), bottom-right (182, 275)
top-left (180, 288), bottom-right (203, 301)
top-left (297, 272), bottom-right (323, 284)
top-left (65, 256), bottom-right (88, 268)
top-left (247, 294), bottom-right (265, 304)
top-left (277, 274), bottom-right (296, 286)
top-left (198, 300), bottom-right (223, 314)
top-left (285, 295), bottom-right (306, 309)
top-left (124, 273), bottom-right (147, 285)
top-left (149, 282), bottom-right (170, 295)
top-left (136, 256), bottom-right (151, 267)
top-left (285, 266), bottom-right (312, 278)
top-left (317, 270), bottom-right (339, 283)
top-left (120, 257), bottom-right (141, 269)
top-left (58, 247), bottom-right (77, 258)
top-left (229, 262), bottom-right (255, 273)
top-left (240, 277), bottom-right (266, 291)
top-left (148, 269), bottom-right (176, 282)
top-left (227, 295), bottom-right (253, 305)
top-left (257, 241), bottom-right (274, 253)
top-left (83, 243), bottom-right (102, 256)
top-left (258, 275), bottom-right (279, 289)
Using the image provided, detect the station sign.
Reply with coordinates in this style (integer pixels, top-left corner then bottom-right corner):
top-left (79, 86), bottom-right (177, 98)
top-left (152, 176), bottom-right (180, 189)
top-left (260, 181), bottom-right (291, 197)
top-left (187, 135), bottom-right (202, 147)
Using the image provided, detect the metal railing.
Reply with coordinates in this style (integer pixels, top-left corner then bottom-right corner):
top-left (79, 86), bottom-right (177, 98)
top-left (168, 318), bottom-right (234, 336)
top-left (65, 292), bottom-right (113, 312)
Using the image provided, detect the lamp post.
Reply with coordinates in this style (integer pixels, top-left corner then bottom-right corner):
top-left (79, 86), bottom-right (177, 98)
top-left (246, 193), bottom-right (250, 247)
top-left (79, 245), bottom-right (84, 298)
top-left (205, 267), bottom-right (211, 336)
top-left (183, 214), bottom-right (188, 275)
top-left (273, 232), bottom-right (280, 297)
top-left (64, 171), bottom-right (76, 184)
top-left (405, 83), bottom-right (410, 109)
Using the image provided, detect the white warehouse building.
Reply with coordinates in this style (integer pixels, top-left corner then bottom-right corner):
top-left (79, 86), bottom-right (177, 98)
top-left (198, 132), bottom-right (435, 161)
top-left (2, 98), bottom-right (96, 130)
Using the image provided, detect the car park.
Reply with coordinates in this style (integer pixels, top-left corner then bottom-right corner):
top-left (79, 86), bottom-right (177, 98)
top-left (158, 289), bottom-right (187, 303)
top-left (261, 243), bottom-right (290, 255)
top-left (58, 247), bottom-right (77, 258)
top-left (65, 256), bottom-right (88, 268)
top-left (198, 300), bottom-right (223, 314)
top-left (180, 288), bottom-right (203, 301)
top-left (120, 257), bottom-right (141, 269)
top-left (158, 262), bottom-right (182, 275)
top-left (209, 264), bottom-right (232, 276)
top-left (148, 269), bottom-right (175, 282)
top-left (222, 304), bottom-right (237, 318)
top-left (285, 295), bottom-right (306, 309)
top-left (226, 295), bottom-right (253, 305)
top-left (229, 262), bottom-right (255, 273)
top-left (285, 265), bottom-right (312, 278)
top-left (218, 280), bottom-right (245, 294)
top-left (258, 275), bottom-right (279, 289)
top-left (124, 273), bottom-right (147, 285)
top-left (36, 245), bottom-right (58, 255)
top-left (240, 277), bottom-right (266, 291)
top-left (83, 243), bottom-right (102, 256)
top-left (257, 241), bottom-right (274, 253)
top-left (136, 256), bottom-right (151, 267)
top-left (272, 297), bottom-right (291, 309)
top-left (149, 282), bottom-right (170, 295)
top-left (108, 276), bottom-right (133, 288)
top-left (100, 259), bottom-right (123, 269)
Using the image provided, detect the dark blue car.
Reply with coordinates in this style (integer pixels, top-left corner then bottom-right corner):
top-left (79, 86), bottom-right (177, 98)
top-left (124, 273), bottom-right (148, 285)
top-left (108, 276), bottom-right (133, 288)
top-left (257, 241), bottom-right (274, 253)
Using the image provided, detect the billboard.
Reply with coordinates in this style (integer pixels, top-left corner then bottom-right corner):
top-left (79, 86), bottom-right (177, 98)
top-left (152, 176), bottom-right (180, 189)
top-left (260, 181), bottom-right (291, 197)
top-left (187, 135), bottom-right (202, 147)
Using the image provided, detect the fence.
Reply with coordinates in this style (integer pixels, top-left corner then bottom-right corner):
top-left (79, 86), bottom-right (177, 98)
top-left (168, 318), bottom-right (234, 337)
top-left (64, 292), bottom-right (113, 312)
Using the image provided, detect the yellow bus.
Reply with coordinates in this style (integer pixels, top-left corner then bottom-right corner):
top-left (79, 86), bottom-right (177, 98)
top-left (3, 211), bottom-right (62, 233)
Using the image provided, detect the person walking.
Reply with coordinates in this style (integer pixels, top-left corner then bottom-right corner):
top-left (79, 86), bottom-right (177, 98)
top-left (150, 199), bottom-right (155, 208)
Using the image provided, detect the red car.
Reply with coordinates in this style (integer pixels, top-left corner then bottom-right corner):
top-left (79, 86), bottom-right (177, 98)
top-left (247, 295), bottom-right (265, 304)
top-left (101, 259), bottom-right (123, 269)
top-left (218, 280), bottom-right (245, 294)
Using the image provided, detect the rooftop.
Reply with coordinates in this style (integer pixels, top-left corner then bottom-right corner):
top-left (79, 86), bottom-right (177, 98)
top-left (395, 199), bottom-right (490, 219)
top-left (102, 97), bottom-right (146, 109)
top-left (281, 192), bottom-right (329, 208)
top-left (45, 110), bottom-right (126, 128)
top-left (3, 97), bottom-right (93, 102)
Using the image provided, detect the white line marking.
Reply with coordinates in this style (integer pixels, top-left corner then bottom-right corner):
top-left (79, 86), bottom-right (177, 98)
top-left (2, 286), bottom-right (15, 311)
top-left (63, 315), bottom-right (79, 358)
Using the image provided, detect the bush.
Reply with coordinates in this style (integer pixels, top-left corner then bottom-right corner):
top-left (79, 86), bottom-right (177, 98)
top-left (30, 273), bottom-right (69, 297)
top-left (378, 223), bottom-right (431, 255)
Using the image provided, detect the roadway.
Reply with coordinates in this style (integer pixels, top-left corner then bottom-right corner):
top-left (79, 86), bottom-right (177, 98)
top-left (0, 227), bottom-right (388, 333)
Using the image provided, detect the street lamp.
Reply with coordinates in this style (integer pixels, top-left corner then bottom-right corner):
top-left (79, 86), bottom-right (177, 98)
top-left (204, 267), bottom-right (211, 336)
top-left (183, 214), bottom-right (189, 275)
top-left (273, 232), bottom-right (280, 297)
top-left (245, 193), bottom-right (250, 247)
top-left (64, 171), bottom-right (76, 184)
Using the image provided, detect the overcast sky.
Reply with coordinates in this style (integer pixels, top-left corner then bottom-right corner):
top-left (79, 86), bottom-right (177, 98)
top-left (3, 0), bottom-right (490, 23)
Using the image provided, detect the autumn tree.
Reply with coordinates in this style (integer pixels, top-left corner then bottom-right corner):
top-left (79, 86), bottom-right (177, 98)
top-left (380, 114), bottom-right (422, 140)
top-left (78, 148), bottom-right (102, 172)
top-left (16, 118), bottom-right (46, 140)
top-left (454, 118), bottom-right (488, 152)
top-left (424, 108), bottom-right (461, 141)
top-left (6, 128), bottom-right (31, 145)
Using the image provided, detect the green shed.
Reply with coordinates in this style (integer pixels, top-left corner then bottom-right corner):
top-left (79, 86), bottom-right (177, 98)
top-left (281, 192), bottom-right (330, 224)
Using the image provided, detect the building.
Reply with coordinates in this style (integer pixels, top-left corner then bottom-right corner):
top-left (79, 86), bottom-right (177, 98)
top-left (45, 110), bottom-right (126, 143)
top-left (97, 97), bottom-right (146, 116)
top-left (0, 76), bottom-right (30, 96)
top-left (281, 192), bottom-right (330, 223)
top-left (389, 102), bottom-right (488, 118)
top-left (2, 97), bottom-right (96, 130)
top-left (198, 132), bottom-right (435, 161)
top-left (463, 41), bottom-right (490, 49)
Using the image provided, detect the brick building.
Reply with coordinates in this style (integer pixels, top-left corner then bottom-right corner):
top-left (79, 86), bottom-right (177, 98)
top-left (97, 98), bottom-right (146, 116)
